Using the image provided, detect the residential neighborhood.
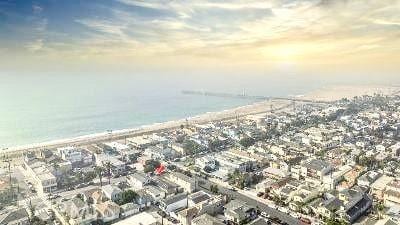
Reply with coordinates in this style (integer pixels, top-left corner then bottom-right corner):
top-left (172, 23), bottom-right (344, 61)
top-left (1, 94), bottom-right (400, 225)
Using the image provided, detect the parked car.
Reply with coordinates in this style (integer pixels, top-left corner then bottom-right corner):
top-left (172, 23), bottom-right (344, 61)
top-left (278, 206), bottom-right (288, 213)
top-left (261, 211), bottom-right (270, 218)
top-left (299, 217), bottom-right (311, 224)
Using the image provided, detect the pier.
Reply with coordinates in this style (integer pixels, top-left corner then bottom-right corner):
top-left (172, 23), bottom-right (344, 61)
top-left (181, 90), bottom-right (331, 104)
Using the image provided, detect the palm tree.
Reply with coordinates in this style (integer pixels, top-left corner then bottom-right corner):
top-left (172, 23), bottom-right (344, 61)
top-left (104, 162), bottom-right (112, 185)
top-left (87, 197), bottom-right (94, 214)
top-left (53, 163), bottom-right (60, 187)
top-left (95, 166), bottom-right (104, 188)
top-left (376, 202), bottom-right (385, 219)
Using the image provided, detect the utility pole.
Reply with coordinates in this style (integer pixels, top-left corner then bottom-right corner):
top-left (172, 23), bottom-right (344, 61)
top-left (3, 158), bottom-right (14, 204)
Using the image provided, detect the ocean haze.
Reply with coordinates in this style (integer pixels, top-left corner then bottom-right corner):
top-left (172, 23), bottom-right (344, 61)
top-left (1, 72), bottom-right (399, 148)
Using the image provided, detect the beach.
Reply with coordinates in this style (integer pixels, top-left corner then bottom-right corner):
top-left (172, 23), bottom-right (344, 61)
top-left (1, 85), bottom-right (399, 159)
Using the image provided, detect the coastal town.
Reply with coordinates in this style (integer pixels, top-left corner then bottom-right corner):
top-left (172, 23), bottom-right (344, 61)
top-left (1, 90), bottom-right (400, 225)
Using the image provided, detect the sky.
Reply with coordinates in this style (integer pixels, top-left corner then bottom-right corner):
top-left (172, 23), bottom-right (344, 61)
top-left (0, 0), bottom-right (399, 74)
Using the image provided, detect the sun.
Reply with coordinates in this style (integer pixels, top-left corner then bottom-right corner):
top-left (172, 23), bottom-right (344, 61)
top-left (260, 43), bottom-right (311, 63)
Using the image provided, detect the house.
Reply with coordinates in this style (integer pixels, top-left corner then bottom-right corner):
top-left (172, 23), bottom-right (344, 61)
top-left (58, 146), bottom-right (83, 165)
top-left (224, 199), bottom-right (257, 225)
top-left (192, 213), bottom-right (224, 225)
top-left (95, 154), bottom-right (126, 175)
top-left (102, 185), bottom-right (122, 202)
top-left (300, 159), bottom-right (333, 182)
top-left (338, 188), bottom-right (372, 223)
top-left (127, 172), bottom-right (151, 191)
top-left (145, 146), bottom-right (179, 160)
top-left (120, 202), bottom-right (140, 217)
top-left (58, 146), bottom-right (93, 167)
top-left (357, 171), bottom-right (382, 187)
top-left (196, 156), bottom-right (218, 171)
top-left (178, 191), bottom-right (223, 225)
top-left (104, 142), bottom-right (130, 153)
top-left (160, 192), bottom-right (188, 213)
top-left (167, 172), bottom-right (196, 193)
top-left (290, 184), bottom-right (321, 211)
top-left (316, 197), bottom-right (343, 219)
top-left (214, 151), bottom-right (252, 172)
top-left (134, 189), bottom-right (153, 208)
top-left (263, 167), bottom-right (290, 180)
top-left (389, 142), bottom-right (400, 157)
top-left (272, 179), bottom-right (302, 203)
top-left (322, 164), bottom-right (353, 190)
top-left (127, 136), bottom-right (155, 149)
top-left (171, 143), bottom-right (187, 155)
top-left (371, 175), bottom-right (395, 201)
top-left (83, 188), bottom-right (106, 204)
top-left (22, 157), bottom-right (57, 194)
top-left (61, 197), bottom-right (97, 225)
top-left (145, 185), bottom-right (166, 202)
top-left (384, 179), bottom-right (400, 207)
top-left (248, 218), bottom-right (271, 225)
top-left (307, 197), bottom-right (324, 216)
top-left (364, 218), bottom-right (399, 225)
top-left (153, 177), bottom-right (180, 196)
top-left (113, 212), bottom-right (159, 225)
top-left (96, 201), bottom-right (121, 223)
top-left (0, 208), bottom-right (30, 225)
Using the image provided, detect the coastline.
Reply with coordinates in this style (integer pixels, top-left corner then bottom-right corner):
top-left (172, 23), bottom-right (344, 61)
top-left (1, 99), bottom-right (291, 158)
top-left (1, 85), bottom-right (399, 159)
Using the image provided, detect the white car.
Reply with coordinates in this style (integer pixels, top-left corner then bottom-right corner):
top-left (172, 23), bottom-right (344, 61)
top-left (278, 207), bottom-right (289, 213)
top-left (260, 212), bottom-right (270, 218)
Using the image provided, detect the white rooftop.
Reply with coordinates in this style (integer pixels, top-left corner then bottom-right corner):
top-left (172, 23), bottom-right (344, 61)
top-left (113, 212), bottom-right (158, 225)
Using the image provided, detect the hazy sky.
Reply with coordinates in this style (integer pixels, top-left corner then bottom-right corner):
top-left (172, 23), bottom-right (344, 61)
top-left (1, 0), bottom-right (399, 73)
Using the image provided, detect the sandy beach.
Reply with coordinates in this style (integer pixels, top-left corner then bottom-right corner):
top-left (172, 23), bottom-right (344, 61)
top-left (1, 85), bottom-right (399, 159)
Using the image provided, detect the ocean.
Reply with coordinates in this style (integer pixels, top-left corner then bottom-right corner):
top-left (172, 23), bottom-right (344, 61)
top-left (1, 72), bottom-right (399, 148)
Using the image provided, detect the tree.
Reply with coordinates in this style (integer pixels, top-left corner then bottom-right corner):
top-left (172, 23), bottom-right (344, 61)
top-left (30, 216), bottom-right (46, 225)
top-left (76, 193), bottom-right (84, 201)
top-left (83, 171), bottom-right (97, 183)
top-left (325, 218), bottom-right (349, 225)
top-left (117, 190), bottom-right (138, 205)
top-left (210, 185), bottom-right (219, 194)
top-left (95, 166), bottom-right (104, 187)
top-left (53, 163), bottom-right (60, 183)
top-left (144, 159), bottom-right (161, 173)
top-left (104, 162), bottom-right (112, 184)
top-left (128, 154), bottom-right (139, 163)
top-left (376, 202), bottom-right (385, 219)
top-left (239, 137), bottom-right (255, 148)
top-left (183, 139), bottom-right (203, 155)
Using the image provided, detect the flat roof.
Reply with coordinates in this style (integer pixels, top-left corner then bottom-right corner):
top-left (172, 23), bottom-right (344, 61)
top-left (113, 212), bottom-right (158, 225)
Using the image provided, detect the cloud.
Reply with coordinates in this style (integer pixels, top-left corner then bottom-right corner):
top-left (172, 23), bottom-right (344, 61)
top-left (3, 0), bottom-right (399, 69)
top-left (25, 39), bottom-right (44, 52)
top-left (32, 5), bottom-right (43, 14)
top-left (116, 0), bottom-right (168, 9)
top-left (372, 19), bottom-right (400, 26)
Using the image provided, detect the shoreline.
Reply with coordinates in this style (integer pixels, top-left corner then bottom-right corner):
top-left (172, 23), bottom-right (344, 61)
top-left (1, 84), bottom-right (399, 159)
top-left (1, 99), bottom-right (291, 158)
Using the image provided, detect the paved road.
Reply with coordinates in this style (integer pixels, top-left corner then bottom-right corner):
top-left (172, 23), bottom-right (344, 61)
top-left (196, 176), bottom-right (301, 225)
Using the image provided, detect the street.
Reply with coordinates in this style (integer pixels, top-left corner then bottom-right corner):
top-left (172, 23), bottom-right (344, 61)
top-left (196, 176), bottom-right (302, 225)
